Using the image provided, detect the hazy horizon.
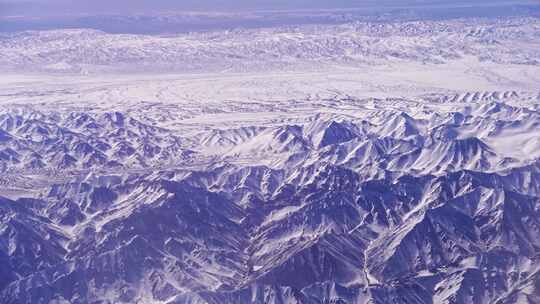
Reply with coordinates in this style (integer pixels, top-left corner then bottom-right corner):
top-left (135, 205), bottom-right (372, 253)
top-left (1, 0), bottom-right (539, 34)
top-left (1, 0), bottom-right (539, 16)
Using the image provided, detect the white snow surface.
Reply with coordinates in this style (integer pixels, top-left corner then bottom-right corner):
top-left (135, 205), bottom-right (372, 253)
top-left (0, 15), bottom-right (539, 304)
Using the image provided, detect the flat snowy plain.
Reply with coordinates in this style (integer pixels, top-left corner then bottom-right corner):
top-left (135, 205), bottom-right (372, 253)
top-left (0, 9), bottom-right (540, 304)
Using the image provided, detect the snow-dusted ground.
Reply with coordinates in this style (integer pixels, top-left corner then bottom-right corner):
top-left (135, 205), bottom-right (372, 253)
top-left (0, 15), bottom-right (540, 304)
top-left (2, 17), bottom-right (539, 73)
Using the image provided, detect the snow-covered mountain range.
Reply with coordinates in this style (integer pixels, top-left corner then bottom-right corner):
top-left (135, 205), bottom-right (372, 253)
top-left (1, 17), bottom-right (539, 74)
top-left (0, 14), bottom-right (540, 304)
